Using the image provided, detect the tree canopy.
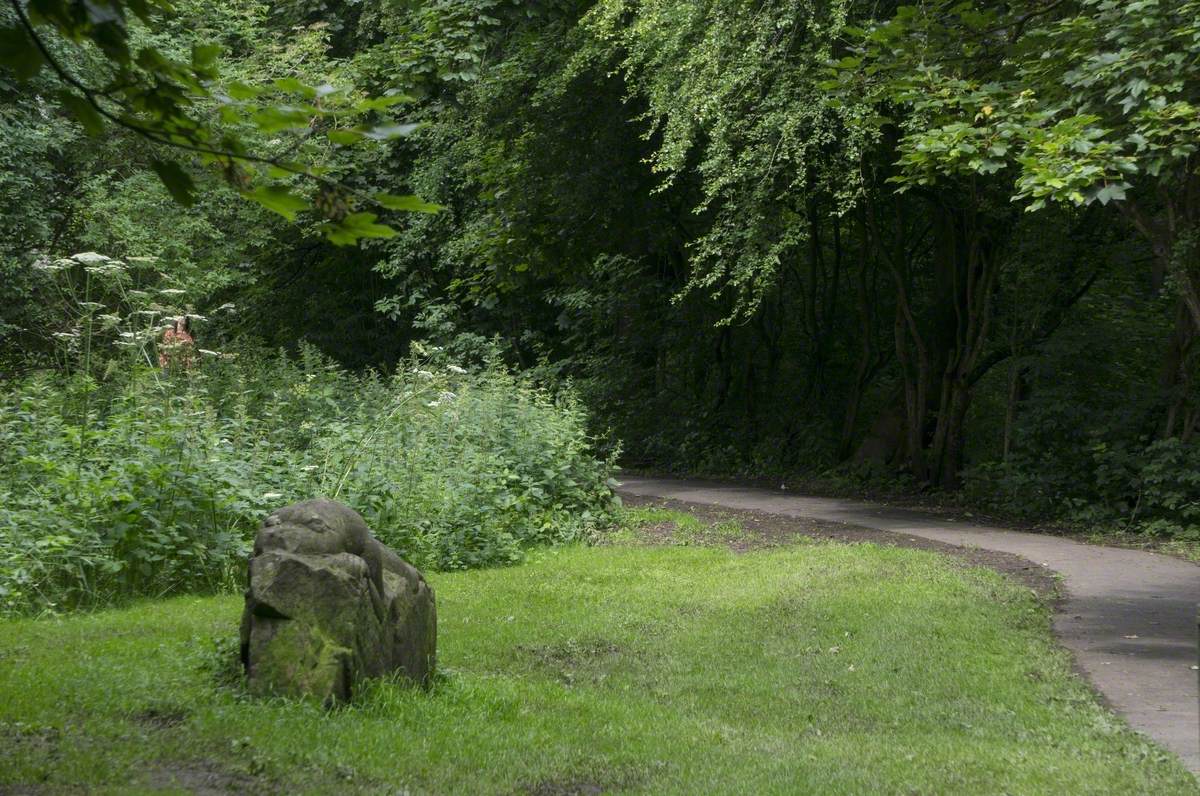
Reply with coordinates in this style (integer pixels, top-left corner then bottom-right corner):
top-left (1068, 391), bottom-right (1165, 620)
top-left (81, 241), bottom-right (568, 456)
top-left (2, 0), bottom-right (1198, 531)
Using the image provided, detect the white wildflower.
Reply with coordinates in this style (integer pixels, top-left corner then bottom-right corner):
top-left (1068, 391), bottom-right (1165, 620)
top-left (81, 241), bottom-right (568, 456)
top-left (71, 252), bottom-right (110, 264)
top-left (158, 288), bottom-right (186, 296)
top-left (415, 369), bottom-right (434, 380)
top-left (198, 349), bottom-right (222, 357)
top-left (447, 365), bottom-right (467, 375)
top-left (86, 262), bottom-right (126, 276)
top-left (262, 492), bottom-right (283, 500)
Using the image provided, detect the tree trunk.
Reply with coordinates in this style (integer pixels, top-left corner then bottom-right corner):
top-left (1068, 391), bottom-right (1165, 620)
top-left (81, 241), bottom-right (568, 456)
top-left (838, 254), bottom-right (881, 460)
top-left (1118, 173), bottom-right (1200, 439)
top-left (1002, 363), bottom-right (1028, 461)
top-left (927, 199), bottom-right (1001, 489)
top-left (1160, 303), bottom-right (1193, 438)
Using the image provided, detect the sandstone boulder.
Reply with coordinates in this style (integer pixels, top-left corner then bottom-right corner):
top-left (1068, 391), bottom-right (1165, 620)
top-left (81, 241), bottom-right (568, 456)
top-left (239, 499), bottom-right (435, 702)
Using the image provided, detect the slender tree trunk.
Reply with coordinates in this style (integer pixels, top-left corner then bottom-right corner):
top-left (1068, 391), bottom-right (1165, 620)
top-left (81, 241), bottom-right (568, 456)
top-left (1002, 363), bottom-right (1028, 461)
top-left (1118, 173), bottom-right (1200, 439)
top-left (839, 254), bottom-right (879, 460)
top-left (867, 190), bottom-right (931, 480)
top-left (892, 285), bottom-right (930, 480)
top-left (1160, 304), bottom-right (1191, 438)
top-left (927, 201), bottom-right (1001, 489)
top-left (712, 325), bottom-right (733, 414)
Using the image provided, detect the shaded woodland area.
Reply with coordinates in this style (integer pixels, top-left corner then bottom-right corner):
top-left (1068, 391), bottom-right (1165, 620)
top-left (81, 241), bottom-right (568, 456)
top-left (4, 6), bottom-right (1200, 790)
top-left (3, 0), bottom-right (1199, 543)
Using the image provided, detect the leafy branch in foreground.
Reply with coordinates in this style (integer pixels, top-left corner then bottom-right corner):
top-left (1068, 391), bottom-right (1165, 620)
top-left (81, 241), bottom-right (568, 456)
top-left (0, 0), bottom-right (442, 244)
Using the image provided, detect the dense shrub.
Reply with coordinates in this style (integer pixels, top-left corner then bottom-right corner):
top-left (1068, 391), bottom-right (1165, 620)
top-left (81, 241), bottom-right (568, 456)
top-left (0, 349), bottom-right (618, 615)
top-left (963, 438), bottom-right (1200, 541)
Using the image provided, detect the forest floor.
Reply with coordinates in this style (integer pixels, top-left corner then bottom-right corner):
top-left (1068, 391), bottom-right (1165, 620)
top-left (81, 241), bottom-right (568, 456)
top-left (2, 509), bottom-right (1197, 793)
top-left (617, 476), bottom-right (1200, 775)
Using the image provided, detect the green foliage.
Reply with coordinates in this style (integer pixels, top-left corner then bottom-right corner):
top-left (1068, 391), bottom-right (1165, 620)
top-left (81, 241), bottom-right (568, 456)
top-left (828, 1), bottom-right (1200, 214)
top-left (0, 373), bottom-right (260, 611)
top-left (579, 0), bottom-right (866, 316)
top-left (318, 369), bottom-right (619, 570)
top-left (0, 340), bottom-right (616, 615)
top-left (0, 0), bottom-right (438, 243)
top-left (4, 0), bottom-right (1200, 576)
top-left (966, 438), bottom-right (1200, 541)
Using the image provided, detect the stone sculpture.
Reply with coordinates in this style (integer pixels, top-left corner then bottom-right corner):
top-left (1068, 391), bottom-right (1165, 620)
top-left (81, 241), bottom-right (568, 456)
top-left (239, 499), bottom-right (436, 702)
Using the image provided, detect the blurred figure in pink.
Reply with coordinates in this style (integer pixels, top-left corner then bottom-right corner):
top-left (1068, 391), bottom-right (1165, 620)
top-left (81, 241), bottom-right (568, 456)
top-left (158, 315), bottom-right (196, 370)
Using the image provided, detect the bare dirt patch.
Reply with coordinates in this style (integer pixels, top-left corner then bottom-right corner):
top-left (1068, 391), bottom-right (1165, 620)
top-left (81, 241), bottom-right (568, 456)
top-left (141, 761), bottom-right (263, 795)
top-left (625, 470), bottom-right (1200, 563)
top-left (0, 720), bottom-right (63, 787)
top-left (520, 638), bottom-right (622, 667)
top-left (516, 767), bottom-right (646, 796)
top-left (0, 723), bottom-right (61, 758)
top-left (521, 780), bottom-right (607, 796)
top-left (132, 703), bottom-right (190, 729)
top-left (631, 520), bottom-right (679, 545)
top-left (517, 637), bottom-right (629, 687)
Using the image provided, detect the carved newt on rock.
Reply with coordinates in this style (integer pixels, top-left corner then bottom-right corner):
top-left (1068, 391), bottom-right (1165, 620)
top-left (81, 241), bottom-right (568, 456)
top-left (240, 499), bottom-right (436, 702)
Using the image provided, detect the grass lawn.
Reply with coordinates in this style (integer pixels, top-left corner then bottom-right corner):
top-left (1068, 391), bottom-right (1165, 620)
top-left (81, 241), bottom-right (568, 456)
top-left (1, 515), bottom-right (1195, 794)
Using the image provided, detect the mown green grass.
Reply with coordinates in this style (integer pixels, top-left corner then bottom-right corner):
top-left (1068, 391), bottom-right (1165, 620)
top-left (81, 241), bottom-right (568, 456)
top-left (0, 540), bottom-right (1194, 794)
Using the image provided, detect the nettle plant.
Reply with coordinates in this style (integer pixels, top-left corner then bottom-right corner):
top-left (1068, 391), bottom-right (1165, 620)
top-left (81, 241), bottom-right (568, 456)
top-left (0, 312), bottom-right (620, 614)
top-left (0, 252), bottom-right (252, 613)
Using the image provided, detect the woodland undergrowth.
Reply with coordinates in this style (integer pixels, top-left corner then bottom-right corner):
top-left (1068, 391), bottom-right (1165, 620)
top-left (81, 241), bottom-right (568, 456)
top-left (0, 256), bottom-right (617, 615)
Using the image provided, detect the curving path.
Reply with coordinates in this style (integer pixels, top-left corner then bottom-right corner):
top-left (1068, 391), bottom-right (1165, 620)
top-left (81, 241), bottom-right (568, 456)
top-left (617, 475), bottom-right (1200, 773)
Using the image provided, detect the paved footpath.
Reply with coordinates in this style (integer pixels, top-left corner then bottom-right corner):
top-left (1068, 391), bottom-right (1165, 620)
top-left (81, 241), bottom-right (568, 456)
top-left (618, 476), bottom-right (1200, 773)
